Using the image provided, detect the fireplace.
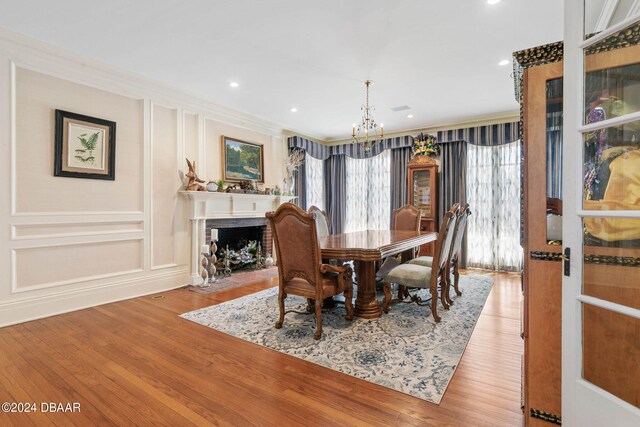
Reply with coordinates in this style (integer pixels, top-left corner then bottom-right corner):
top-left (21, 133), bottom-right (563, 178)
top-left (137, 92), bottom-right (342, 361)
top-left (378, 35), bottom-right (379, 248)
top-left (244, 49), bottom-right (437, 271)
top-left (181, 191), bottom-right (295, 284)
top-left (205, 217), bottom-right (273, 266)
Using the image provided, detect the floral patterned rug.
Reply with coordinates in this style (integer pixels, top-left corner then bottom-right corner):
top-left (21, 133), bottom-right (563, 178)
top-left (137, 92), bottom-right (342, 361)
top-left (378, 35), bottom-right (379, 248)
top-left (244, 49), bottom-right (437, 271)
top-left (180, 275), bottom-right (493, 404)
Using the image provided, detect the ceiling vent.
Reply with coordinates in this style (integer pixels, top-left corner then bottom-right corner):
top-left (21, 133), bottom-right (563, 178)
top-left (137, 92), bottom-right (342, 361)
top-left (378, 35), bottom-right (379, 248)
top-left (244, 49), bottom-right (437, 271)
top-left (390, 105), bottom-right (411, 112)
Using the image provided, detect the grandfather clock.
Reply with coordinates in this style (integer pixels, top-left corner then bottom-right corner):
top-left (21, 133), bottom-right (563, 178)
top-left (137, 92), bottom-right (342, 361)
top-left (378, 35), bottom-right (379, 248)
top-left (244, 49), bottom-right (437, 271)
top-left (408, 156), bottom-right (438, 256)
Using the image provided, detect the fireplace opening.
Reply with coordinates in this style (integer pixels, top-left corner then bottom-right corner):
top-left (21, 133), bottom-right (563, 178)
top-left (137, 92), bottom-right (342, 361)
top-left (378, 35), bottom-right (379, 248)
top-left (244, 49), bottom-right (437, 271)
top-left (205, 218), bottom-right (273, 271)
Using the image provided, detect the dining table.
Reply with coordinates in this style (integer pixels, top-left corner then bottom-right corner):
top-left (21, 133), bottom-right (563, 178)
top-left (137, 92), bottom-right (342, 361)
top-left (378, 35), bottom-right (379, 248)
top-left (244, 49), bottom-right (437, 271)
top-left (320, 229), bottom-right (438, 319)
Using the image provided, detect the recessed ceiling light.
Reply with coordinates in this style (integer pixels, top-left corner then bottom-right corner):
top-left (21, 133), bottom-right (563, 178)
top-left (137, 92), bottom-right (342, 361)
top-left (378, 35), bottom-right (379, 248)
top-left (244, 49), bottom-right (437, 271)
top-left (498, 59), bottom-right (511, 66)
top-left (229, 81), bottom-right (239, 88)
top-left (407, 114), bottom-right (414, 118)
top-left (290, 107), bottom-right (298, 113)
top-left (487, 0), bottom-right (501, 4)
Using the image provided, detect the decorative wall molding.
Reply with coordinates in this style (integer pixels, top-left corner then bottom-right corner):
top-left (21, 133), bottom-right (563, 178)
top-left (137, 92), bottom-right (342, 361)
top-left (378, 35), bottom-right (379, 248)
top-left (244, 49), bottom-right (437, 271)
top-left (9, 60), bottom-right (16, 216)
top-left (11, 219), bottom-right (144, 240)
top-left (0, 266), bottom-right (188, 327)
top-left (11, 236), bottom-right (144, 293)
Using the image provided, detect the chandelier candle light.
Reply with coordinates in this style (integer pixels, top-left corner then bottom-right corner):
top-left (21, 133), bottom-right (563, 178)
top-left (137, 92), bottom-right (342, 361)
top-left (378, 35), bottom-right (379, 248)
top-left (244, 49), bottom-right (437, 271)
top-left (352, 80), bottom-right (384, 152)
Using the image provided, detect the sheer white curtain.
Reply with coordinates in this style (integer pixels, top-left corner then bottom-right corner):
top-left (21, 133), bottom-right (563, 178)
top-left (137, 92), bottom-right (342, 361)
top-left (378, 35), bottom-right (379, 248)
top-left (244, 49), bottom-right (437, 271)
top-left (305, 155), bottom-right (325, 210)
top-left (345, 150), bottom-right (391, 233)
top-left (466, 140), bottom-right (523, 271)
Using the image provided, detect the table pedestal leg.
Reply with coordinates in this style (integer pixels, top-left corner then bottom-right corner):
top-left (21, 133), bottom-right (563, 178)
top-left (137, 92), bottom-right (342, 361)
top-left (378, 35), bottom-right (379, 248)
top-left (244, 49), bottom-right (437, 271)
top-left (354, 260), bottom-right (382, 319)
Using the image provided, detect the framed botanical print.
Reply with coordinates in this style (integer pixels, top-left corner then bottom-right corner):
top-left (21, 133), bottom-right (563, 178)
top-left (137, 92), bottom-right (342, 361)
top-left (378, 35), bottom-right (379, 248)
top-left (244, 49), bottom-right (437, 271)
top-left (221, 136), bottom-right (264, 183)
top-left (54, 110), bottom-right (116, 180)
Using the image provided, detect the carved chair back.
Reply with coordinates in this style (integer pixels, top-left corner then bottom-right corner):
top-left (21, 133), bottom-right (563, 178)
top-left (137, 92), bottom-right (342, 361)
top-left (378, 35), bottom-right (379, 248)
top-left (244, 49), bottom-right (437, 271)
top-left (308, 205), bottom-right (331, 238)
top-left (436, 204), bottom-right (459, 272)
top-left (449, 204), bottom-right (471, 262)
top-left (266, 203), bottom-right (322, 291)
top-left (391, 205), bottom-right (421, 232)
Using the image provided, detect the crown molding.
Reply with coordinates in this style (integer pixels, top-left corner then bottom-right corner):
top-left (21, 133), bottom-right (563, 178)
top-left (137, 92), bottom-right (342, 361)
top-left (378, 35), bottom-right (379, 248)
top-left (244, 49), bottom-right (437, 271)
top-left (0, 27), bottom-right (313, 138)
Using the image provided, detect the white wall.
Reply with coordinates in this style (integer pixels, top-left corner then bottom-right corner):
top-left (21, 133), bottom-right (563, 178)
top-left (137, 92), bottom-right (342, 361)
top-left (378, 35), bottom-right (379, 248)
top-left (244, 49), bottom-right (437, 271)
top-left (0, 29), bottom-right (288, 326)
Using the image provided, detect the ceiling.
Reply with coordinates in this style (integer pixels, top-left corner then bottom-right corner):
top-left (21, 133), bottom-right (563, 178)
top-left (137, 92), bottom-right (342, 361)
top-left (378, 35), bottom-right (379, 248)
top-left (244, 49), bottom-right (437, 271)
top-left (0, 0), bottom-right (563, 140)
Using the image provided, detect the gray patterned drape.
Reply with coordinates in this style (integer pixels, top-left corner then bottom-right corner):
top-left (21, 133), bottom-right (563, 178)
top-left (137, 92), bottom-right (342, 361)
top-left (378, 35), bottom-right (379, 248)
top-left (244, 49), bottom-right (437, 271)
top-left (438, 141), bottom-right (468, 266)
top-left (390, 147), bottom-right (412, 221)
top-left (324, 154), bottom-right (347, 234)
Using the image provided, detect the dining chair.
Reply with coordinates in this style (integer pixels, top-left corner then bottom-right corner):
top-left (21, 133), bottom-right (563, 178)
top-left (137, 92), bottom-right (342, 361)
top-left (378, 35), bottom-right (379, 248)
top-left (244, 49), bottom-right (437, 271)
top-left (308, 205), bottom-right (331, 238)
top-left (381, 206), bottom-right (458, 322)
top-left (391, 204), bottom-right (421, 232)
top-left (266, 203), bottom-right (354, 340)
top-left (376, 204), bottom-right (421, 281)
top-left (408, 204), bottom-right (471, 305)
top-left (390, 204), bottom-right (421, 262)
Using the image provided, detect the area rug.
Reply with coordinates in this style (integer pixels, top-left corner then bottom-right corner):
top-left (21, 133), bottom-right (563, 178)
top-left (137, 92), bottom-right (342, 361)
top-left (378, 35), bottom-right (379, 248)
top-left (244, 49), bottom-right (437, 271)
top-left (180, 275), bottom-right (493, 404)
top-left (186, 267), bottom-right (279, 294)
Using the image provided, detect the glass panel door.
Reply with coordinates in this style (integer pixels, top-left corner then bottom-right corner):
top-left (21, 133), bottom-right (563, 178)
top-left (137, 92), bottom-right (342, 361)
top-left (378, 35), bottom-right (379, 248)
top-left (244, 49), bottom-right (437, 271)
top-left (563, 1), bottom-right (640, 425)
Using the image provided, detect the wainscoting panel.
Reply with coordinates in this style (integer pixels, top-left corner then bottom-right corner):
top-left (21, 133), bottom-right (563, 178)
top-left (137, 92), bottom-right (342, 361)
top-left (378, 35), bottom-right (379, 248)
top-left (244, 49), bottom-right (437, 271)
top-left (151, 103), bottom-right (179, 269)
top-left (12, 238), bottom-right (143, 293)
top-left (183, 111), bottom-right (199, 168)
top-left (13, 66), bottom-right (144, 215)
top-left (12, 220), bottom-right (144, 239)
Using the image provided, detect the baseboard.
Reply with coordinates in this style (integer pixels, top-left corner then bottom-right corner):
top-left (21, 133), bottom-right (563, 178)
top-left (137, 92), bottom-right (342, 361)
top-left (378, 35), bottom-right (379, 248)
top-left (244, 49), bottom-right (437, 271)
top-left (0, 267), bottom-right (189, 327)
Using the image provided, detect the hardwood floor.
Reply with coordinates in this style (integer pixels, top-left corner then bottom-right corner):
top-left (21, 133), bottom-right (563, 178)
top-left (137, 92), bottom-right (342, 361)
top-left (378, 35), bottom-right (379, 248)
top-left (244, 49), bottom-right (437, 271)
top-left (0, 270), bottom-right (523, 426)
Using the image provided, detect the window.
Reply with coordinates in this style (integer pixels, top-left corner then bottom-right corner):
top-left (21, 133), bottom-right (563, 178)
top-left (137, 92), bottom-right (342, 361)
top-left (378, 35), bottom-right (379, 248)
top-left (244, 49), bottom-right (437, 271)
top-left (466, 140), bottom-right (523, 271)
top-left (345, 150), bottom-right (391, 232)
top-left (305, 155), bottom-right (325, 210)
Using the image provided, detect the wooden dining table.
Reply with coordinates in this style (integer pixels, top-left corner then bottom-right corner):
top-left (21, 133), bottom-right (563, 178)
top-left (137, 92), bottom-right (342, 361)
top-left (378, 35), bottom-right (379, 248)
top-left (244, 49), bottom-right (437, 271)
top-left (320, 229), bottom-right (438, 319)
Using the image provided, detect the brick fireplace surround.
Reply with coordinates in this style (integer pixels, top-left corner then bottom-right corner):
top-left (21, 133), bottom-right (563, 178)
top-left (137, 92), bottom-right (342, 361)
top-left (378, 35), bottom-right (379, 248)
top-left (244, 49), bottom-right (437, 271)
top-left (181, 191), bottom-right (295, 284)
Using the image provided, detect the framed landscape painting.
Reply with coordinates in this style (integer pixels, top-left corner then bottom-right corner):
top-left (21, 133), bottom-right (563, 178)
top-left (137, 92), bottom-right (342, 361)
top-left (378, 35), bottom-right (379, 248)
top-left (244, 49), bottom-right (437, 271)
top-left (54, 110), bottom-right (116, 180)
top-left (221, 136), bottom-right (264, 183)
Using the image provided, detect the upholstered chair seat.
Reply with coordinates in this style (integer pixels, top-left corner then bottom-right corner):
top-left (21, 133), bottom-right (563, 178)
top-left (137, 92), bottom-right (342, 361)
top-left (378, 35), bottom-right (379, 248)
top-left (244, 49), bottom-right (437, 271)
top-left (285, 271), bottom-right (343, 295)
top-left (382, 264), bottom-right (432, 289)
top-left (408, 256), bottom-right (434, 267)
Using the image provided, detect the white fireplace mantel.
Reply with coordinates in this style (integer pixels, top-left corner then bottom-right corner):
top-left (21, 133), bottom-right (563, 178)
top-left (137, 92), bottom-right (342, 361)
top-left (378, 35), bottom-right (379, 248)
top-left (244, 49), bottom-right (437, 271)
top-left (180, 191), bottom-right (296, 284)
top-left (180, 190), bottom-right (297, 220)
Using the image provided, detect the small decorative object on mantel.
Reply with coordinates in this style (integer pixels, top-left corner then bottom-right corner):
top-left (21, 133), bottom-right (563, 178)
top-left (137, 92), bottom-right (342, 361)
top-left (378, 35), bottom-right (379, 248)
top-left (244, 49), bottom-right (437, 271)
top-left (412, 132), bottom-right (440, 159)
top-left (206, 181), bottom-right (217, 192)
top-left (206, 179), bottom-right (225, 192)
top-left (239, 179), bottom-right (254, 191)
top-left (54, 109), bottom-right (116, 180)
top-left (185, 158), bottom-right (206, 191)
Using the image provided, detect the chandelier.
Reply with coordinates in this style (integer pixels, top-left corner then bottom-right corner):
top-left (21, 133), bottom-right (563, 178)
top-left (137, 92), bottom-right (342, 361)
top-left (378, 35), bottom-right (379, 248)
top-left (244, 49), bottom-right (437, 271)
top-left (351, 80), bottom-right (384, 151)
